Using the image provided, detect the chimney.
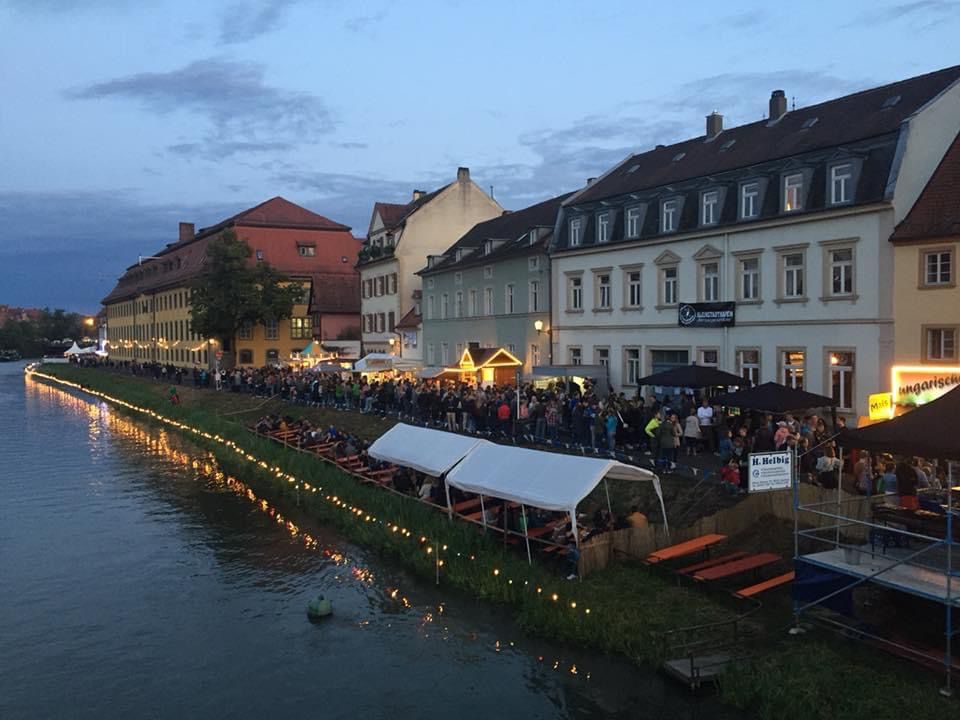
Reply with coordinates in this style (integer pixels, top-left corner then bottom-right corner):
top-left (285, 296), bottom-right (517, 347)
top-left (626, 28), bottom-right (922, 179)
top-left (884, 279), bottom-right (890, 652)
top-left (457, 166), bottom-right (470, 183)
top-left (586, 177), bottom-right (597, 186)
top-left (706, 111), bottom-right (723, 137)
top-left (412, 189), bottom-right (425, 201)
top-left (179, 222), bottom-right (194, 242)
top-left (769, 90), bottom-right (787, 121)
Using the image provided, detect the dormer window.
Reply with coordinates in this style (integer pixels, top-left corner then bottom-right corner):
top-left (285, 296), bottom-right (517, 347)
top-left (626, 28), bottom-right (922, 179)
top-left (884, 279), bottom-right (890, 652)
top-left (483, 239), bottom-right (493, 255)
top-left (625, 206), bottom-right (642, 238)
top-left (741, 182), bottom-right (759, 219)
top-left (597, 212), bottom-right (610, 243)
top-left (830, 163), bottom-right (853, 205)
top-left (701, 190), bottom-right (719, 226)
top-left (661, 199), bottom-right (678, 233)
top-left (455, 249), bottom-right (463, 262)
top-left (297, 244), bottom-right (316, 257)
top-left (529, 228), bottom-right (538, 245)
top-left (783, 173), bottom-right (803, 213)
top-left (569, 218), bottom-right (582, 247)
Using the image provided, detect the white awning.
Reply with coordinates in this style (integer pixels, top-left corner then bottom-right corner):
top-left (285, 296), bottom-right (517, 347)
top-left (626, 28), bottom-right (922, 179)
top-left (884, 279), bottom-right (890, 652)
top-left (63, 342), bottom-right (82, 356)
top-left (367, 423), bottom-right (484, 477)
top-left (445, 442), bottom-right (668, 528)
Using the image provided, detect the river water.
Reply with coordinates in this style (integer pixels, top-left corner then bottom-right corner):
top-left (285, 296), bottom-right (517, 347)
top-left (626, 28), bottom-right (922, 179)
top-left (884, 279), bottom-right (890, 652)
top-left (0, 363), bottom-right (740, 719)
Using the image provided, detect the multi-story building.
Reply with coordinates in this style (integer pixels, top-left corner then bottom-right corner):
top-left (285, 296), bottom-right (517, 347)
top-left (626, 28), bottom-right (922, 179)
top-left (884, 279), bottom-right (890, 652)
top-left (549, 65), bottom-right (960, 419)
top-left (392, 290), bottom-right (423, 364)
top-left (419, 192), bottom-right (571, 379)
top-left (102, 197), bottom-right (360, 367)
top-left (889, 130), bottom-right (960, 407)
top-left (358, 167), bottom-right (502, 354)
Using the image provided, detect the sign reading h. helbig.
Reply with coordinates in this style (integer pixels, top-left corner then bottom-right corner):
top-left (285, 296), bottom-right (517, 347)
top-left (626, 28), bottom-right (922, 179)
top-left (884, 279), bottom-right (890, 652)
top-left (748, 451), bottom-right (792, 493)
top-left (678, 302), bottom-right (736, 328)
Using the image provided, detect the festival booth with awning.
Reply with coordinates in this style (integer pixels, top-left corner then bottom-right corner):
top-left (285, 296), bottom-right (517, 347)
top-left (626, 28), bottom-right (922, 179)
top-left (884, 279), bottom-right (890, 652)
top-left (713, 381), bottom-right (836, 413)
top-left (529, 364), bottom-right (610, 397)
top-left (367, 423), bottom-right (484, 477)
top-left (447, 344), bottom-right (522, 386)
top-left (445, 440), bottom-right (667, 561)
top-left (354, 352), bottom-right (421, 377)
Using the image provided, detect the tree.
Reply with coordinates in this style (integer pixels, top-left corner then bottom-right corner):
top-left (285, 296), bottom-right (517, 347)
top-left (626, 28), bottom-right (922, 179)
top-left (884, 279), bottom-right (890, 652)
top-left (189, 230), bottom-right (303, 363)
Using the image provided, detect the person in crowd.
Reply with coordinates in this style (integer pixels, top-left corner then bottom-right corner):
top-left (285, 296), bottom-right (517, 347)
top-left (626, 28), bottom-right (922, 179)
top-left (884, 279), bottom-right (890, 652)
top-left (853, 450), bottom-right (873, 496)
top-left (683, 408), bottom-right (701, 456)
top-left (720, 457), bottom-right (741, 494)
top-left (626, 505), bottom-right (648, 530)
top-left (879, 462), bottom-right (898, 506)
top-left (696, 397), bottom-right (715, 453)
top-left (816, 446), bottom-right (842, 489)
top-left (605, 410), bottom-right (618, 452)
top-left (895, 461), bottom-right (920, 509)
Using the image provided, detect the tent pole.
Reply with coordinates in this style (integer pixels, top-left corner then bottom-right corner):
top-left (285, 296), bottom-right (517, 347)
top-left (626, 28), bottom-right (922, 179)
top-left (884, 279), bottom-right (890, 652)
top-left (571, 510), bottom-right (580, 549)
top-left (603, 478), bottom-right (613, 519)
top-left (480, 494), bottom-right (487, 530)
top-left (444, 479), bottom-right (453, 520)
top-left (835, 446), bottom-right (843, 548)
top-left (521, 504), bottom-right (532, 565)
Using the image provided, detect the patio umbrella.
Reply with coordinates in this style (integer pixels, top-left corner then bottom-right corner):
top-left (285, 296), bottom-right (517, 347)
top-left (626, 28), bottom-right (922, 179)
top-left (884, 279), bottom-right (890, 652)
top-left (712, 381), bottom-right (836, 413)
top-left (634, 364), bottom-right (745, 389)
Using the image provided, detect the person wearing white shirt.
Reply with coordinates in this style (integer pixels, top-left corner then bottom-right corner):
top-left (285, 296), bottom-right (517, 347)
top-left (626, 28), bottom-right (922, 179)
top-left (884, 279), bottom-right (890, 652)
top-left (697, 399), bottom-right (715, 452)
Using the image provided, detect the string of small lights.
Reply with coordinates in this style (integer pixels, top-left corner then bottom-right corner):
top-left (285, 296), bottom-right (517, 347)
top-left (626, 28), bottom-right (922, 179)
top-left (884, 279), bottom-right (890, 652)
top-left (26, 366), bottom-right (594, 619)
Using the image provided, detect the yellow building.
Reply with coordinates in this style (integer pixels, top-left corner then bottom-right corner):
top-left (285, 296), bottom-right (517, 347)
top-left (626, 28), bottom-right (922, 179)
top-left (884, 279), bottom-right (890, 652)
top-left (102, 197), bottom-right (361, 368)
top-left (890, 131), bottom-right (960, 407)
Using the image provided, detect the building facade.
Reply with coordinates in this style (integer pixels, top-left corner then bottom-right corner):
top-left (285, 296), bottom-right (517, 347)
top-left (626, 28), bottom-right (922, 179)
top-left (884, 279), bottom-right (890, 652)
top-left (549, 66), bottom-right (960, 419)
top-left (889, 129), bottom-right (960, 406)
top-left (103, 197), bottom-right (360, 367)
top-left (419, 193), bottom-right (570, 375)
top-left (358, 167), bottom-right (502, 354)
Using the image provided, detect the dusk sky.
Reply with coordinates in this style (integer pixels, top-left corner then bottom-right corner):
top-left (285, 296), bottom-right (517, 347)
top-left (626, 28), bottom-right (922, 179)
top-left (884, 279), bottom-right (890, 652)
top-left (2, 0), bottom-right (959, 312)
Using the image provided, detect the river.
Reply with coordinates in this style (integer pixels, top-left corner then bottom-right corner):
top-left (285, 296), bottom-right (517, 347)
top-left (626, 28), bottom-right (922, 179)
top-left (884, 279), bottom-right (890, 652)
top-left (0, 362), bottom-right (740, 719)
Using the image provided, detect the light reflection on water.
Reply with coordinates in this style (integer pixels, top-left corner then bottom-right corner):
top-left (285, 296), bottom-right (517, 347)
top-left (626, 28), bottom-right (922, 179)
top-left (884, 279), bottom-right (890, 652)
top-left (0, 365), bottom-right (741, 720)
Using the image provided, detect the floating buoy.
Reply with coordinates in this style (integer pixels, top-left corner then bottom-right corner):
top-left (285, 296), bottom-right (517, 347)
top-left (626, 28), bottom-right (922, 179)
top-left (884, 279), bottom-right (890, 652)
top-left (307, 595), bottom-right (333, 620)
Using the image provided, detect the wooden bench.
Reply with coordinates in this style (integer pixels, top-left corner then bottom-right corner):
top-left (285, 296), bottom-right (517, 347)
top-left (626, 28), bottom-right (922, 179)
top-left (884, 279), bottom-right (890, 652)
top-left (734, 571), bottom-right (795, 598)
top-left (645, 534), bottom-right (727, 564)
top-left (452, 498), bottom-right (482, 513)
top-left (693, 553), bottom-right (781, 582)
top-left (677, 552), bottom-right (750, 576)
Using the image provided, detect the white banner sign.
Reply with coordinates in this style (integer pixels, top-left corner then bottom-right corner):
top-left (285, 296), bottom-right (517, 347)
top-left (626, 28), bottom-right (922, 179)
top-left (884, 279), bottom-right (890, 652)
top-left (748, 451), bottom-right (792, 493)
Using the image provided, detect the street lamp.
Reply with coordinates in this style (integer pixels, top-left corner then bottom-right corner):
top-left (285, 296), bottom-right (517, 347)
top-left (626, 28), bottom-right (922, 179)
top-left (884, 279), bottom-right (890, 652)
top-left (84, 317), bottom-right (95, 328)
top-left (534, 319), bottom-right (544, 334)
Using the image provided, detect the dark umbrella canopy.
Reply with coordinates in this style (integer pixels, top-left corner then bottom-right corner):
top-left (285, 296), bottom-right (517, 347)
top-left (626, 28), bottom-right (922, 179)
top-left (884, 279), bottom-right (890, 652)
top-left (635, 364), bottom-right (745, 389)
top-left (840, 386), bottom-right (960, 460)
top-left (713, 382), bottom-right (836, 413)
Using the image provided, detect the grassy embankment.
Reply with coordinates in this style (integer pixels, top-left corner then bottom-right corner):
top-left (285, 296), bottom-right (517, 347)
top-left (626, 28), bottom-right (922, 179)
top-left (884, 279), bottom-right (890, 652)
top-left (32, 365), bottom-right (955, 720)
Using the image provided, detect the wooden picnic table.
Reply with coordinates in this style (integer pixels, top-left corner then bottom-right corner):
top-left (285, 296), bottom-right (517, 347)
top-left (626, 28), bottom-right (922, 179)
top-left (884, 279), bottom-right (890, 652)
top-left (693, 553), bottom-right (781, 582)
top-left (645, 534), bottom-right (727, 564)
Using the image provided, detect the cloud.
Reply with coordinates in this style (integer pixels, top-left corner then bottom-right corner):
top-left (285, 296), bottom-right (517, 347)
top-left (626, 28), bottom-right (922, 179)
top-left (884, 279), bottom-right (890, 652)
top-left (67, 58), bottom-right (335, 157)
top-left (167, 140), bottom-right (296, 159)
top-left (846, 0), bottom-right (958, 27)
top-left (333, 141), bottom-right (368, 149)
top-left (218, 0), bottom-right (303, 44)
top-left (344, 9), bottom-right (387, 33)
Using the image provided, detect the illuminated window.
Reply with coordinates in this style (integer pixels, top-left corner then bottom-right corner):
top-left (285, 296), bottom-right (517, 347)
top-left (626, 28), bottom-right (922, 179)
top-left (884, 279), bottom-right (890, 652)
top-left (781, 349), bottom-right (805, 389)
top-left (828, 351), bottom-right (855, 411)
top-left (783, 173), bottom-right (803, 212)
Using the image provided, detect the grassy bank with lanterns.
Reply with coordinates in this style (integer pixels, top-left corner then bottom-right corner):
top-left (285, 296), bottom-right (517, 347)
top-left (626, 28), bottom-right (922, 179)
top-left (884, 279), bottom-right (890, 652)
top-left (28, 364), bottom-right (956, 720)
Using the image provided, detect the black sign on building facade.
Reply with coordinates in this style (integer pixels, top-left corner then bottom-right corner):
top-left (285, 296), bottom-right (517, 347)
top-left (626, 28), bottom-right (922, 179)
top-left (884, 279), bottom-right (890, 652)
top-left (677, 302), bottom-right (736, 328)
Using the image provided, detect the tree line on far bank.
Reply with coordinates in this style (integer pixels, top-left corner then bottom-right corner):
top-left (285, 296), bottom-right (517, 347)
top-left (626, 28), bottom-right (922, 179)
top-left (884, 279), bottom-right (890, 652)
top-left (0, 308), bottom-right (89, 357)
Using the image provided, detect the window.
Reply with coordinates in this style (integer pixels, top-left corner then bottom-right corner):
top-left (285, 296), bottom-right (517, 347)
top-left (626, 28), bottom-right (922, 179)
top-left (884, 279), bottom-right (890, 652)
top-left (454, 272), bottom-right (462, 285)
top-left (528, 256), bottom-right (539, 272)
top-left (528, 280), bottom-right (541, 312)
top-left (427, 278), bottom-right (435, 290)
top-left (238, 321), bottom-right (253, 340)
top-left (737, 349), bottom-right (760, 386)
top-left (239, 349), bottom-right (253, 364)
top-left (440, 293), bottom-right (449, 319)
top-left (699, 349), bottom-right (719, 368)
top-left (389, 273), bottom-right (398, 294)
top-left (781, 350), bottom-right (805, 390)
top-left (626, 207), bottom-right (642, 238)
top-left (782, 252), bottom-right (805, 298)
top-left (569, 218), bottom-right (582, 247)
top-left (661, 199), bottom-right (678, 233)
top-left (530, 344), bottom-right (540, 366)
top-left (426, 344), bottom-right (435, 365)
top-left (661, 266), bottom-right (678, 306)
top-left (701, 190), bottom-right (719, 225)
top-left (298, 244), bottom-right (316, 257)
top-left (376, 276), bottom-right (385, 296)
top-left (483, 287), bottom-right (494, 316)
top-left (388, 311), bottom-right (395, 331)
top-left (626, 270), bottom-right (642, 307)
top-left (569, 347), bottom-right (582, 365)
top-left (264, 318), bottom-right (279, 341)
top-left (922, 249), bottom-right (953, 286)
top-left (362, 314), bottom-right (370, 333)
top-left (454, 291), bottom-right (463, 318)
top-left (925, 327), bottom-right (957, 361)
top-left (456, 342), bottom-right (464, 359)
top-left (831, 164), bottom-right (852, 204)
top-left (829, 351), bottom-right (855, 411)
top-left (290, 317), bottom-right (312, 339)
top-left (483, 265), bottom-right (493, 279)
top-left (829, 248), bottom-right (854, 296)
top-left (468, 289), bottom-right (478, 316)
top-left (739, 256), bottom-right (760, 300)
top-left (595, 347), bottom-right (609, 370)
top-left (625, 348), bottom-right (641, 385)
top-left (596, 273), bottom-right (611, 309)
top-left (505, 284), bottom-right (515, 314)
top-left (597, 212), bottom-right (610, 243)
top-left (529, 228), bottom-right (538, 245)
top-left (783, 173), bottom-right (803, 212)
top-left (701, 262), bottom-right (720, 302)
top-left (377, 313), bottom-right (386, 332)
top-left (426, 296), bottom-right (434, 320)
top-left (265, 349), bottom-right (279, 363)
top-left (568, 276), bottom-right (583, 310)
top-left (441, 343), bottom-right (450, 365)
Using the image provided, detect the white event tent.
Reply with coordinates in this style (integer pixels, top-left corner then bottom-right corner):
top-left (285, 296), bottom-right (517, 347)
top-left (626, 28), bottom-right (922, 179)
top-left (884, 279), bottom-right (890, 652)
top-left (367, 423), bottom-right (484, 477)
